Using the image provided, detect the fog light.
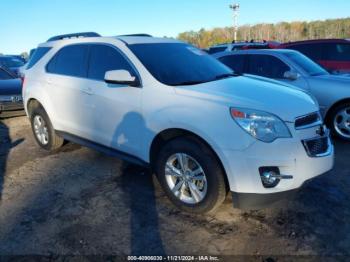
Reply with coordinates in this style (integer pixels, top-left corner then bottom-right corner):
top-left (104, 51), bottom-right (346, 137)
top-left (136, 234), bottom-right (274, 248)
top-left (261, 171), bottom-right (280, 188)
top-left (259, 167), bottom-right (280, 188)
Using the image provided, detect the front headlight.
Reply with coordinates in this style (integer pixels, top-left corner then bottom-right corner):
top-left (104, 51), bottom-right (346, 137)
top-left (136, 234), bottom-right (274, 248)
top-left (230, 108), bottom-right (292, 143)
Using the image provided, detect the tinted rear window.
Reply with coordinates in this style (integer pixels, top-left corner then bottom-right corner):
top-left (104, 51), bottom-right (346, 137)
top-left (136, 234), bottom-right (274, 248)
top-left (27, 47), bottom-right (51, 69)
top-left (47, 44), bottom-right (89, 77)
top-left (88, 45), bottom-right (135, 81)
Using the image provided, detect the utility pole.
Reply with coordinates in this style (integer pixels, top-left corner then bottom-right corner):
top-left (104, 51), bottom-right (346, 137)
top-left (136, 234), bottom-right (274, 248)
top-left (229, 3), bottom-right (240, 42)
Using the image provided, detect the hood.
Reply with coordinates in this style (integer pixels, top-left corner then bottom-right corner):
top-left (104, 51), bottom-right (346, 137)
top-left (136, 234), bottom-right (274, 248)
top-left (174, 76), bottom-right (318, 122)
top-left (314, 74), bottom-right (350, 84)
top-left (0, 79), bottom-right (22, 95)
top-left (308, 74), bottom-right (350, 94)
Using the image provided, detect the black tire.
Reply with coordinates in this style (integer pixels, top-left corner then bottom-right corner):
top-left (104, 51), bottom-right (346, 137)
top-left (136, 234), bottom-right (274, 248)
top-left (155, 136), bottom-right (227, 214)
top-left (327, 102), bottom-right (350, 141)
top-left (30, 106), bottom-right (64, 151)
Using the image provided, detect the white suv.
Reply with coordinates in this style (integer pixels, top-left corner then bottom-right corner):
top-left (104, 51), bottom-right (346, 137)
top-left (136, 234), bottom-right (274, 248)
top-left (23, 32), bottom-right (334, 213)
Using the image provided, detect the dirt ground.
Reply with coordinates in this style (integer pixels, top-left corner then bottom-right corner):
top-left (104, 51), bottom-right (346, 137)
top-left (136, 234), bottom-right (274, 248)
top-left (0, 116), bottom-right (349, 257)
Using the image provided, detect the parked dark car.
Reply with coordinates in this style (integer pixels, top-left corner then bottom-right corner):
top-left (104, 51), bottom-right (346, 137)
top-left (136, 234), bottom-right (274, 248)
top-left (8, 55), bottom-right (27, 63)
top-left (206, 41), bottom-right (279, 54)
top-left (0, 55), bottom-right (26, 76)
top-left (0, 66), bottom-right (24, 118)
top-left (279, 39), bottom-right (350, 74)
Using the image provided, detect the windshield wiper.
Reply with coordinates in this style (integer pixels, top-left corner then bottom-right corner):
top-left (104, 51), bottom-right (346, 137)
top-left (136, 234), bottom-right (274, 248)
top-left (172, 80), bottom-right (207, 86)
top-left (215, 72), bottom-right (241, 80)
top-left (172, 72), bottom-right (240, 86)
top-left (310, 72), bottom-right (327, 76)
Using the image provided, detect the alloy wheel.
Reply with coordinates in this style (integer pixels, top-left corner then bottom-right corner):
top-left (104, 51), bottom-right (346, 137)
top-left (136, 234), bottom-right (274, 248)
top-left (334, 107), bottom-right (350, 139)
top-left (165, 153), bottom-right (207, 204)
top-left (33, 115), bottom-right (49, 145)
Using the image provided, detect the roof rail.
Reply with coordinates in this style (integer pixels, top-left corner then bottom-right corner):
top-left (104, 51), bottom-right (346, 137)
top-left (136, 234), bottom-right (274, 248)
top-left (118, 34), bottom-right (152, 37)
top-left (47, 32), bottom-right (101, 42)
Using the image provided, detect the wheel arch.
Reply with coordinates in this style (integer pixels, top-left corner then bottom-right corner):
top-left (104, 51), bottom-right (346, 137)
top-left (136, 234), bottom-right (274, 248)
top-left (149, 128), bottom-right (230, 191)
top-left (324, 98), bottom-right (350, 124)
top-left (27, 98), bottom-right (45, 117)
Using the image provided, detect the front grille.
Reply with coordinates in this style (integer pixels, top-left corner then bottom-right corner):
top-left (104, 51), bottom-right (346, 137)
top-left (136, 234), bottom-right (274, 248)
top-left (295, 112), bottom-right (321, 129)
top-left (303, 136), bottom-right (329, 157)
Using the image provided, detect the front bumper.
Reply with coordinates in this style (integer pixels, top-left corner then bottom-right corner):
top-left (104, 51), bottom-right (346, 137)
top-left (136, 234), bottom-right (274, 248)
top-left (219, 122), bottom-right (334, 208)
top-left (232, 189), bottom-right (298, 209)
top-left (231, 172), bottom-right (331, 209)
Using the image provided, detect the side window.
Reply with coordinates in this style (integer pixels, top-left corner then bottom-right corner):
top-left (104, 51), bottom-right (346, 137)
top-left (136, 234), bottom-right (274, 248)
top-left (27, 47), bottom-right (52, 69)
top-left (247, 55), bottom-right (290, 79)
top-left (87, 45), bottom-right (135, 81)
top-left (47, 45), bottom-right (89, 78)
top-left (289, 44), bottom-right (323, 61)
top-left (219, 55), bottom-right (246, 74)
top-left (323, 43), bottom-right (350, 61)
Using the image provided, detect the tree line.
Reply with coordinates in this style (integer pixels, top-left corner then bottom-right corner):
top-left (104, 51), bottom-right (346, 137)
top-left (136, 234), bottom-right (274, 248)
top-left (2, 18), bottom-right (350, 55)
top-left (178, 17), bottom-right (350, 48)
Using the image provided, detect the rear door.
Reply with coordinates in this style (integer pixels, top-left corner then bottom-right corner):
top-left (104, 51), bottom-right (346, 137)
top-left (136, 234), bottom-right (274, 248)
top-left (45, 44), bottom-right (95, 138)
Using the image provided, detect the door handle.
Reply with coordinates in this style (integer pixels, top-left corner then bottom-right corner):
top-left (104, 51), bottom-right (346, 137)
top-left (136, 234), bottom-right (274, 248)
top-left (81, 87), bottom-right (93, 95)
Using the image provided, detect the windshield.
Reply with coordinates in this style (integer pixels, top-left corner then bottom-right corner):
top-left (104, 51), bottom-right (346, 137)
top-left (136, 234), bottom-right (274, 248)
top-left (129, 43), bottom-right (234, 86)
top-left (0, 57), bottom-right (25, 68)
top-left (284, 52), bottom-right (328, 76)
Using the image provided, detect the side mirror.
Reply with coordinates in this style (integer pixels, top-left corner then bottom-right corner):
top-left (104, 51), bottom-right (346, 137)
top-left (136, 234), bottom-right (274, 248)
top-left (104, 70), bottom-right (139, 87)
top-left (283, 70), bottom-right (299, 81)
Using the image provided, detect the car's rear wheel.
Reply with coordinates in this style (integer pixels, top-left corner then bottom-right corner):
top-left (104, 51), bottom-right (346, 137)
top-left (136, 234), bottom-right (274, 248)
top-left (30, 106), bottom-right (64, 151)
top-left (155, 137), bottom-right (227, 214)
top-left (329, 103), bottom-right (350, 141)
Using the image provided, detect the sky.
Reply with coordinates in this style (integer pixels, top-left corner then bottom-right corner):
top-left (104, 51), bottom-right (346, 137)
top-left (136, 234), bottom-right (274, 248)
top-left (1, 0), bottom-right (350, 54)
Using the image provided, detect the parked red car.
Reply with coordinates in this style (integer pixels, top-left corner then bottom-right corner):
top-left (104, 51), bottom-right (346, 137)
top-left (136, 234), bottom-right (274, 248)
top-left (279, 39), bottom-right (350, 74)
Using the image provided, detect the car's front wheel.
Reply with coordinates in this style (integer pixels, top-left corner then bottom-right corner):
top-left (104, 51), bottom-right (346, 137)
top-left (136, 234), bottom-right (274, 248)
top-left (30, 106), bottom-right (64, 151)
top-left (329, 103), bottom-right (350, 141)
top-left (155, 137), bottom-right (227, 214)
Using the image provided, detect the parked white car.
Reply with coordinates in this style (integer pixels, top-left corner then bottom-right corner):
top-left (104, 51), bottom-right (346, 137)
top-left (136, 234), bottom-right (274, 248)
top-left (23, 32), bottom-right (334, 213)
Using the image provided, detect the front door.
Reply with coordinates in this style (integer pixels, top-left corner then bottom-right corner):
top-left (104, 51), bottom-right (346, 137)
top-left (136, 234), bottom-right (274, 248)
top-left (85, 44), bottom-right (143, 156)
